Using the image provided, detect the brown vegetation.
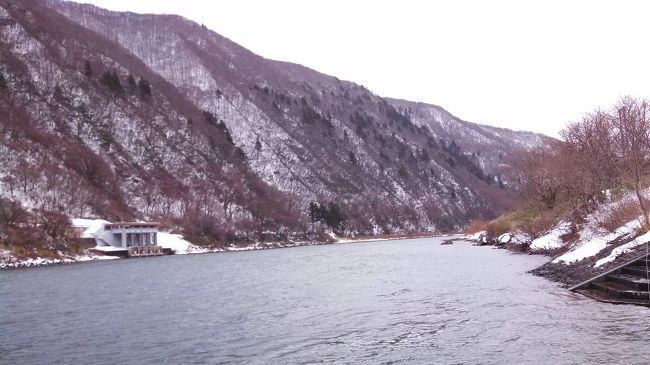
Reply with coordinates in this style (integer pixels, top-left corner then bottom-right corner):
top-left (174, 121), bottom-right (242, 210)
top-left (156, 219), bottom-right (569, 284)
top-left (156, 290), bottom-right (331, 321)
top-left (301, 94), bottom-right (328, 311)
top-left (595, 197), bottom-right (650, 233)
top-left (464, 219), bottom-right (489, 234)
top-left (0, 197), bottom-right (73, 256)
top-left (509, 97), bottom-right (650, 220)
top-left (480, 96), bottom-right (650, 247)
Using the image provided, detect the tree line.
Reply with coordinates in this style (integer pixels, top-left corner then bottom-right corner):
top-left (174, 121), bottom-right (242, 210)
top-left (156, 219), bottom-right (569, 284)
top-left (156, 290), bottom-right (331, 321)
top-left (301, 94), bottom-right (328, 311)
top-left (85, 60), bottom-right (152, 98)
top-left (308, 202), bottom-right (345, 233)
top-left (511, 96), bottom-right (650, 227)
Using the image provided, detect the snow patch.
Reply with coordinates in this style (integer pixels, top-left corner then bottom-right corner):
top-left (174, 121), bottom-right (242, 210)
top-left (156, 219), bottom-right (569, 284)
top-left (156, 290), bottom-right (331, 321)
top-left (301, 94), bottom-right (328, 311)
top-left (157, 232), bottom-right (208, 255)
top-left (72, 218), bottom-right (110, 238)
top-left (529, 221), bottom-right (571, 251)
top-left (595, 230), bottom-right (650, 267)
top-left (511, 231), bottom-right (532, 245)
top-left (553, 220), bottom-right (640, 264)
top-left (464, 231), bottom-right (485, 241)
top-left (0, 251), bottom-right (119, 269)
top-left (92, 245), bottom-right (125, 252)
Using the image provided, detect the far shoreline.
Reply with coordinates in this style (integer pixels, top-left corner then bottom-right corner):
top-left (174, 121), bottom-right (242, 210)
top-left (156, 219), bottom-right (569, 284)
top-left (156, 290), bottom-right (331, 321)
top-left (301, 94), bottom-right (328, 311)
top-left (0, 232), bottom-right (457, 270)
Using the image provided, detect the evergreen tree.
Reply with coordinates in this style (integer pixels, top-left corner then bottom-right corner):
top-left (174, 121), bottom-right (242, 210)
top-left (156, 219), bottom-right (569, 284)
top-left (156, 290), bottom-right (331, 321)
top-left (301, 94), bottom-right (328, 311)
top-left (84, 60), bottom-right (93, 77)
top-left (254, 137), bottom-right (262, 151)
top-left (138, 78), bottom-right (152, 97)
top-left (349, 151), bottom-right (357, 165)
top-left (0, 71), bottom-right (6, 90)
top-left (308, 202), bottom-right (346, 232)
top-left (325, 202), bottom-right (344, 232)
top-left (127, 74), bottom-right (136, 89)
top-left (101, 70), bottom-right (123, 94)
top-left (203, 110), bottom-right (218, 125)
top-left (308, 202), bottom-right (320, 223)
top-left (218, 121), bottom-right (234, 145)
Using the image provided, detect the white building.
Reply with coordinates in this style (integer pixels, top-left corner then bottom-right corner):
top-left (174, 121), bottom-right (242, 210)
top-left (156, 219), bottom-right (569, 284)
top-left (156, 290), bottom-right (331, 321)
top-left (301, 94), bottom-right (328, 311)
top-left (93, 222), bottom-right (163, 256)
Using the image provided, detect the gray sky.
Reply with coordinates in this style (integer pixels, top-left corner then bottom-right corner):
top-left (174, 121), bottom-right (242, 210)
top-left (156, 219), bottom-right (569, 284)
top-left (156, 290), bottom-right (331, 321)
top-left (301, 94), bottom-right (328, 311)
top-left (77, 0), bottom-right (650, 137)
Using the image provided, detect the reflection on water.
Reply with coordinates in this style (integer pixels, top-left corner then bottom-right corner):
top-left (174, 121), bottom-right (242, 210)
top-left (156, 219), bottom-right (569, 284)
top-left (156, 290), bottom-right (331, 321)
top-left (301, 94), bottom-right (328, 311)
top-left (1, 238), bottom-right (649, 364)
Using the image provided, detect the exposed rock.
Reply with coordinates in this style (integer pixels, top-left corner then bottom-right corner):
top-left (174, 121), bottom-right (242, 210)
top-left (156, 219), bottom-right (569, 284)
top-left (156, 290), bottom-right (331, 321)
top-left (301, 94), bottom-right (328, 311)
top-left (0, 0), bottom-right (551, 242)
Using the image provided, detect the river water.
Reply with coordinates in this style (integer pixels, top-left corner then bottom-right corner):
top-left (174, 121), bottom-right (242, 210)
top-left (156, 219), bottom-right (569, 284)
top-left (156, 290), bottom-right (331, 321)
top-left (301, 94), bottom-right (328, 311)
top-left (1, 237), bottom-right (649, 364)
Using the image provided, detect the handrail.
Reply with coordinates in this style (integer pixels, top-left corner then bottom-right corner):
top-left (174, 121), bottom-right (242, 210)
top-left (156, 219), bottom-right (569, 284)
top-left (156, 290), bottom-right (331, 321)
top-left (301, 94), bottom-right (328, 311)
top-left (568, 252), bottom-right (650, 291)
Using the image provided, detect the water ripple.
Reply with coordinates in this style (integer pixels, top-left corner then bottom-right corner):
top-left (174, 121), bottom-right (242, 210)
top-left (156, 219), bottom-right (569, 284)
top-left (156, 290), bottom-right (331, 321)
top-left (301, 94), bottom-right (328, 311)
top-left (1, 238), bottom-right (650, 364)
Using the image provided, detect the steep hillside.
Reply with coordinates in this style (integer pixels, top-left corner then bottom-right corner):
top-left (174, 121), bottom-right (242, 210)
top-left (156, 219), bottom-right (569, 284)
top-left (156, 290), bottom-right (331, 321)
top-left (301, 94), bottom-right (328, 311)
top-left (0, 0), bottom-right (550, 247)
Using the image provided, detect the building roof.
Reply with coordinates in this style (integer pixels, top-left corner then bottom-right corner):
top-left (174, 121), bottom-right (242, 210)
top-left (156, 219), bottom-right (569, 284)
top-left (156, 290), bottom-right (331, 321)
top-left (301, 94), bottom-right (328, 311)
top-left (104, 222), bottom-right (161, 229)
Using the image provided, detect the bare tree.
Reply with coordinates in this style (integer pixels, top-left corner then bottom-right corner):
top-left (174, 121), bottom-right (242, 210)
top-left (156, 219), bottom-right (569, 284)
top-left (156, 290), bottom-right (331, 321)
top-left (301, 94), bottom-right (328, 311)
top-left (561, 110), bottom-right (618, 205)
top-left (508, 146), bottom-right (564, 208)
top-left (611, 97), bottom-right (650, 228)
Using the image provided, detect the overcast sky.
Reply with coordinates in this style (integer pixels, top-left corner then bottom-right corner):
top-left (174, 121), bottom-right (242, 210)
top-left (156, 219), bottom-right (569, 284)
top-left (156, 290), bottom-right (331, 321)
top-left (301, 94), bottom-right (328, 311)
top-left (77, 0), bottom-right (650, 137)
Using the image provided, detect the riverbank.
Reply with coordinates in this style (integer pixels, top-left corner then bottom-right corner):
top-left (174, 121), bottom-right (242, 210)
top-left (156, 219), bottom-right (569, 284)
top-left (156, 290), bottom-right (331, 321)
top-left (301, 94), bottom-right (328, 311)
top-left (464, 232), bottom-right (650, 287)
top-left (464, 191), bottom-right (650, 287)
top-left (0, 231), bottom-right (439, 269)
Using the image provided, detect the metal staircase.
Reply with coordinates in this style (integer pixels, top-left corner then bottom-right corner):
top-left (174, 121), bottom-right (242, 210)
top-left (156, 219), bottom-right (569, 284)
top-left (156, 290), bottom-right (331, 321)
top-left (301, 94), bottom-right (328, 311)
top-left (570, 253), bottom-right (650, 306)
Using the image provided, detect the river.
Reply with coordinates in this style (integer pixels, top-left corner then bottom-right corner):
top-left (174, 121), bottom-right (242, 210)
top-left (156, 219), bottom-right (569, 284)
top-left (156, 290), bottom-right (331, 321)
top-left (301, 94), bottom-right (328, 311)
top-left (1, 237), bottom-right (649, 364)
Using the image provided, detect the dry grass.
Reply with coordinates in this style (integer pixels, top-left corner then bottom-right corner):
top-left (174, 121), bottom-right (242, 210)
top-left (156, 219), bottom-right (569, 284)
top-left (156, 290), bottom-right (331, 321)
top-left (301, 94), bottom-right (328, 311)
top-left (463, 219), bottom-right (489, 234)
top-left (485, 220), bottom-right (511, 239)
top-left (11, 247), bottom-right (61, 260)
top-left (596, 197), bottom-right (647, 233)
top-left (31, 249), bottom-right (61, 259)
top-left (518, 212), bottom-right (558, 238)
top-left (482, 202), bottom-right (566, 241)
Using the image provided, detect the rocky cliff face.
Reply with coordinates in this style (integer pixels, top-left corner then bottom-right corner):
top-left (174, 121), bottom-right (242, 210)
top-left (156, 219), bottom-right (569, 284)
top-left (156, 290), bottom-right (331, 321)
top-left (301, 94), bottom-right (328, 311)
top-left (0, 0), bottom-right (551, 243)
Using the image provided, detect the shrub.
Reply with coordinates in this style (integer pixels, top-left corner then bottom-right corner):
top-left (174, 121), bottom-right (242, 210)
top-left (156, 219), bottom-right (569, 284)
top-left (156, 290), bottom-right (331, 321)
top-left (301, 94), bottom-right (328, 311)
top-left (0, 71), bottom-right (7, 90)
top-left (485, 219), bottom-right (510, 239)
top-left (464, 219), bottom-right (488, 234)
top-left (518, 213), bottom-right (557, 238)
top-left (596, 197), bottom-right (648, 233)
top-left (29, 249), bottom-right (61, 260)
top-left (138, 78), bottom-right (152, 97)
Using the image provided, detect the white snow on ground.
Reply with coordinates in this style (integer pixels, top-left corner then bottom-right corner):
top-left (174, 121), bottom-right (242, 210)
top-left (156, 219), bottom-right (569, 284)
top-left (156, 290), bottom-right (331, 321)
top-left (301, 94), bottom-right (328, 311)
top-left (498, 233), bottom-right (511, 244)
top-left (550, 190), bottom-right (650, 264)
top-left (72, 218), bottom-right (110, 238)
top-left (1, 219), bottom-right (210, 269)
top-left (464, 231), bottom-right (485, 241)
top-left (595, 230), bottom-right (650, 267)
top-left (553, 220), bottom-right (640, 264)
top-left (511, 231), bottom-right (532, 245)
top-left (2, 217), bottom-right (121, 268)
top-left (529, 221), bottom-right (572, 251)
top-left (157, 232), bottom-right (208, 254)
top-left (0, 250), bottom-right (119, 269)
top-left (74, 218), bottom-right (207, 255)
top-left (92, 245), bottom-right (125, 252)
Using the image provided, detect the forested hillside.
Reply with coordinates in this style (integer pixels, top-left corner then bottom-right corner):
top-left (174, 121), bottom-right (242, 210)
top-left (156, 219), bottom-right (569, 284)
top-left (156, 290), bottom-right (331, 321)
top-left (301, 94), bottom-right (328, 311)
top-left (0, 0), bottom-right (549, 253)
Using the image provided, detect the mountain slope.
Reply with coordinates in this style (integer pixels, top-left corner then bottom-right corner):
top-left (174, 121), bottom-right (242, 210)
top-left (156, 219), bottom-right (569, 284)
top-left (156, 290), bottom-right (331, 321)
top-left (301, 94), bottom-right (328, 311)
top-left (0, 0), bottom-right (551, 246)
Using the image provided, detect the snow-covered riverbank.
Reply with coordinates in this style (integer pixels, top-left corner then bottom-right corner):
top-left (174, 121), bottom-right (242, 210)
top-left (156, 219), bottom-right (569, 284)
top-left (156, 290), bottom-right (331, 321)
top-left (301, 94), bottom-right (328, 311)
top-left (0, 221), bottom-right (437, 270)
top-left (464, 190), bottom-right (650, 286)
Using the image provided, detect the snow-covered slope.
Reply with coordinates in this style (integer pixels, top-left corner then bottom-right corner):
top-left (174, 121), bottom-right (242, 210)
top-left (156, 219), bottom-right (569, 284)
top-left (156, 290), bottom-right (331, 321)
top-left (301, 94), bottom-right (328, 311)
top-left (0, 0), bottom-right (550, 242)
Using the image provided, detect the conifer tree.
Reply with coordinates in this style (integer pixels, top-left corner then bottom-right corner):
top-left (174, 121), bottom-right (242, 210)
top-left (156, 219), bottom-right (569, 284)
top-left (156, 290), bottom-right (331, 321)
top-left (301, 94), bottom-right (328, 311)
top-left (101, 70), bottom-right (123, 94)
top-left (0, 71), bottom-right (6, 90)
top-left (138, 78), bottom-right (151, 97)
top-left (84, 60), bottom-right (93, 77)
top-left (127, 74), bottom-right (136, 89)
